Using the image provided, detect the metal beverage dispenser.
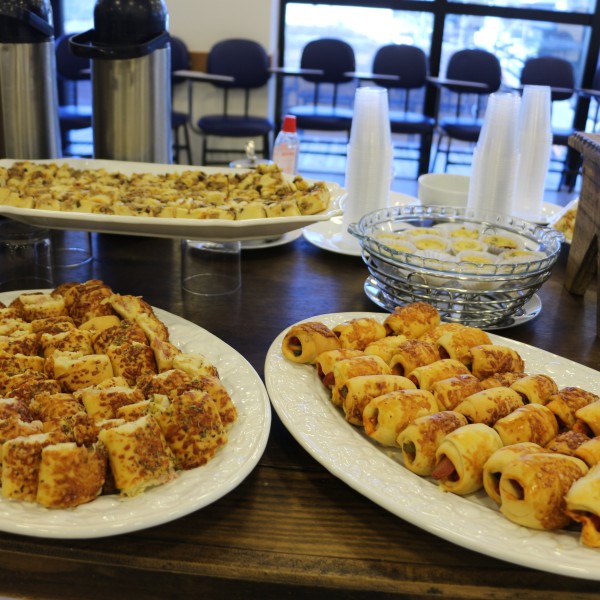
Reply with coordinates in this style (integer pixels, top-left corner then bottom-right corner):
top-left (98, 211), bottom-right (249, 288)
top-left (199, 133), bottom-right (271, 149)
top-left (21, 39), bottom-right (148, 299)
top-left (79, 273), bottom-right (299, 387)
top-left (70, 0), bottom-right (172, 163)
top-left (0, 0), bottom-right (61, 159)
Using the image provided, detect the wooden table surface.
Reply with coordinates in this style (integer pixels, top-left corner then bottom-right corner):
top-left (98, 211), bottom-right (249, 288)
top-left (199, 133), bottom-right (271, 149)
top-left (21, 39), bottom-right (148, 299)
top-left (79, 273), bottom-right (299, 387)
top-left (0, 227), bottom-right (599, 600)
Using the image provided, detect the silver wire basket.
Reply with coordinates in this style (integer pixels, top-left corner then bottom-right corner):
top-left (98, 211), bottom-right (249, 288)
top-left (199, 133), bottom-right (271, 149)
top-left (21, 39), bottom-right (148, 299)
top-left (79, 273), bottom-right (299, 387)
top-left (348, 205), bottom-right (564, 329)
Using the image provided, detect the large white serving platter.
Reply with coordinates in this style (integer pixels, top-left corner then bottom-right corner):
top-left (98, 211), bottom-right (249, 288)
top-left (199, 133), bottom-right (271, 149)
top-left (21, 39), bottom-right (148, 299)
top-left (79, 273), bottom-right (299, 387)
top-left (0, 159), bottom-right (344, 241)
top-left (0, 290), bottom-right (271, 539)
top-left (264, 311), bottom-right (600, 580)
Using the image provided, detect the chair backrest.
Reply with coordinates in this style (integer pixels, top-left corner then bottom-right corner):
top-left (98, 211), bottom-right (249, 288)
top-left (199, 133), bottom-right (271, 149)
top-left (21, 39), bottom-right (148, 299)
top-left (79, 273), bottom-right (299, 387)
top-left (55, 33), bottom-right (90, 82)
top-left (300, 38), bottom-right (355, 85)
top-left (446, 48), bottom-right (502, 94)
top-left (372, 44), bottom-right (428, 90)
top-left (207, 38), bottom-right (271, 90)
top-left (520, 56), bottom-right (575, 102)
top-left (170, 35), bottom-right (190, 73)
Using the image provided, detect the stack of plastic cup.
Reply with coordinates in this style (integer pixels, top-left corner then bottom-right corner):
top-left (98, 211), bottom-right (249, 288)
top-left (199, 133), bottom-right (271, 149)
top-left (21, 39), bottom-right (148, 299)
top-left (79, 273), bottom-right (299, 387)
top-left (337, 87), bottom-right (393, 250)
top-left (467, 92), bottom-right (522, 216)
top-left (513, 85), bottom-right (553, 222)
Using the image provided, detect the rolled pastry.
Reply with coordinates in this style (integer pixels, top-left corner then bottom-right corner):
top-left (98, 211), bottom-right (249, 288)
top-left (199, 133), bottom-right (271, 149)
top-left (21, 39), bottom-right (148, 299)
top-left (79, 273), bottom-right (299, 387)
top-left (436, 327), bottom-right (492, 365)
top-left (575, 436), bottom-right (600, 467)
top-left (483, 442), bottom-right (545, 504)
top-left (331, 355), bottom-right (391, 407)
top-left (480, 371), bottom-right (527, 390)
top-left (383, 302), bottom-right (441, 338)
top-left (407, 359), bottom-right (470, 391)
top-left (575, 400), bottom-right (600, 437)
top-left (546, 387), bottom-right (599, 429)
top-left (454, 386), bottom-right (524, 426)
top-left (565, 464), bottom-right (600, 547)
top-left (364, 335), bottom-right (408, 364)
top-left (332, 318), bottom-right (386, 351)
top-left (342, 374), bottom-right (416, 426)
top-left (493, 403), bottom-right (559, 446)
top-left (281, 321), bottom-right (341, 364)
top-left (432, 423), bottom-right (503, 495)
top-left (545, 430), bottom-right (590, 456)
top-left (418, 322), bottom-right (466, 344)
top-left (499, 452), bottom-right (588, 530)
top-left (397, 410), bottom-right (468, 476)
top-left (388, 339), bottom-right (441, 376)
top-left (510, 373), bottom-right (558, 405)
top-left (469, 345), bottom-right (525, 380)
top-left (362, 389), bottom-right (438, 447)
top-left (430, 373), bottom-right (483, 411)
top-left (314, 349), bottom-right (364, 388)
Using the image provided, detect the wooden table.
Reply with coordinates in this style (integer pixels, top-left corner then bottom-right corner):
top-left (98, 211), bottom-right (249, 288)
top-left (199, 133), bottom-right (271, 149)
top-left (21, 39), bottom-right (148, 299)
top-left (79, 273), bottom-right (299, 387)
top-left (0, 228), bottom-right (599, 600)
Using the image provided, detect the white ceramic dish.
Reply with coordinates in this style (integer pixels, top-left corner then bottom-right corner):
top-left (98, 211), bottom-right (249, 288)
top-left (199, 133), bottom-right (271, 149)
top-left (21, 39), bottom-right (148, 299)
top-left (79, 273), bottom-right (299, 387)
top-left (0, 290), bottom-right (271, 539)
top-left (0, 159), bottom-right (344, 242)
top-left (265, 312), bottom-right (600, 580)
top-left (241, 229), bottom-right (302, 250)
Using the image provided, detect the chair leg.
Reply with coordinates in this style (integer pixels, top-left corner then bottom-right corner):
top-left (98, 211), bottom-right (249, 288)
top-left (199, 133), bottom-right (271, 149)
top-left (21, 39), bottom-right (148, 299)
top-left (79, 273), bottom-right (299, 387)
top-left (183, 125), bottom-right (192, 164)
top-left (173, 127), bottom-right (180, 164)
top-left (418, 133), bottom-right (433, 176)
top-left (202, 136), bottom-right (208, 166)
top-left (262, 134), bottom-right (270, 160)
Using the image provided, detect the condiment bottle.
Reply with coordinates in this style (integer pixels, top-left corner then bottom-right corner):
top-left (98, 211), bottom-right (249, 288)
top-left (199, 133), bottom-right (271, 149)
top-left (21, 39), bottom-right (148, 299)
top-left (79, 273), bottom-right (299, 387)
top-left (272, 115), bottom-right (300, 175)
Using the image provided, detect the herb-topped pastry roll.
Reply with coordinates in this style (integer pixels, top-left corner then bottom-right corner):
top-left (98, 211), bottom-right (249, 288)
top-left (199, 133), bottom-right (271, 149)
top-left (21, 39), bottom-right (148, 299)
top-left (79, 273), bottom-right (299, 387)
top-left (314, 349), bottom-right (365, 388)
top-left (510, 373), bottom-right (558, 405)
top-left (546, 387), bottom-right (599, 430)
top-left (454, 387), bottom-right (524, 426)
top-left (332, 317), bottom-right (386, 351)
top-left (436, 327), bottom-right (492, 366)
top-left (383, 302), bottom-right (440, 338)
top-left (331, 355), bottom-right (391, 407)
top-left (407, 359), bottom-right (470, 391)
top-left (430, 373), bottom-right (484, 411)
top-left (432, 423), bottom-right (503, 495)
top-left (499, 453), bottom-right (588, 530)
top-left (493, 403), bottom-right (559, 446)
top-left (388, 339), bottom-right (441, 376)
top-left (364, 335), bottom-right (408, 364)
top-left (575, 400), bottom-right (600, 436)
top-left (362, 389), bottom-right (438, 447)
top-left (469, 345), bottom-right (525, 380)
top-left (397, 410), bottom-right (468, 476)
top-left (566, 464), bottom-right (600, 547)
top-left (282, 321), bottom-right (341, 364)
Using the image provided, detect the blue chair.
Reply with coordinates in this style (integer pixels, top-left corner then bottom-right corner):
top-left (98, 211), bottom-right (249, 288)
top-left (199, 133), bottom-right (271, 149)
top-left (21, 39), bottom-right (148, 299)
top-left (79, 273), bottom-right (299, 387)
top-left (169, 35), bottom-right (193, 164)
top-left (194, 38), bottom-right (273, 165)
top-left (431, 48), bottom-right (502, 171)
top-left (371, 44), bottom-right (435, 177)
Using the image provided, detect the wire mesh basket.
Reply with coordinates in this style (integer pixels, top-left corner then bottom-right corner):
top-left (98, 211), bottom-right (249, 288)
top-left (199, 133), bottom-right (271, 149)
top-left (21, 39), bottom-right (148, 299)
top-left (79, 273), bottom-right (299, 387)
top-left (348, 205), bottom-right (564, 329)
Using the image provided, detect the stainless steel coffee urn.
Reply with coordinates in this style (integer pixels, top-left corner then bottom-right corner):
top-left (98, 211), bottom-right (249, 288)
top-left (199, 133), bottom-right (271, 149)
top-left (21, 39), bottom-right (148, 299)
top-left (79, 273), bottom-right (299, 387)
top-left (0, 0), bottom-right (61, 159)
top-left (70, 0), bottom-right (172, 163)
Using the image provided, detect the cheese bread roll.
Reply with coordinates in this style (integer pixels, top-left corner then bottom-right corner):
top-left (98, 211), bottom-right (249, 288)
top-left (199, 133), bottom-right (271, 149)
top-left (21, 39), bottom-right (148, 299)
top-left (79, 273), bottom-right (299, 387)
top-left (383, 302), bottom-right (441, 338)
top-left (408, 358), bottom-right (470, 391)
top-left (469, 345), bottom-right (525, 380)
top-left (565, 464), bottom-right (600, 547)
top-left (430, 374), bottom-right (483, 411)
top-left (493, 403), bottom-right (559, 446)
top-left (397, 411), bottom-right (468, 476)
top-left (363, 389), bottom-right (438, 447)
top-left (436, 327), bottom-right (492, 366)
top-left (282, 321), bottom-right (341, 364)
top-left (510, 373), bottom-right (558, 405)
top-left (546, 387), bottom-right (599, 429)
top-left (432, 423), bottom-right (503, 495)
top-left (388, 339), bottom-right (441, 376)
top-left (47, 351), bottom-right (114, 392)
top-left (342, 374), bottom-right (415, 426)
top-left (331, 355), bottom-right (390, 407)
top-left (363, 335), bottom-right (408, 364)
top-left (332, 318), bottom-right (386, 351)
top-left (454, 387), bottom-right (524, 426)
top-left (314, 349), bottom-right (364, 389)
top-left (482, 442), bottom-right (545, 504)
top-left (499, 453), bottom-right (588, 530)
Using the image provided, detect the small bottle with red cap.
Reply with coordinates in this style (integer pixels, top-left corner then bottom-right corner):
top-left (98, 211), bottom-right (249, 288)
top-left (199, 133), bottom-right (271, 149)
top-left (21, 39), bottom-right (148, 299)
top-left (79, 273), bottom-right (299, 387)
top-left (272, 115), bottom-right (300, 175)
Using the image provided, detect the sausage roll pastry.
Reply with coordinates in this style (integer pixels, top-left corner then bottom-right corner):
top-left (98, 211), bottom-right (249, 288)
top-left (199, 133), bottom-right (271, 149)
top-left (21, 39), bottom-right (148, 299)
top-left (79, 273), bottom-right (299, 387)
top-left (499, 453), bottom-right (588, 530)
top-left (362, 389), bottom-right (438, 447)
top-left (331, 355), bottom-right (391, 407)
top-left (469, 345), bottom-right (525, 380)
top-left (332, 318), bottom-right (386, 351)
top-left (432, 423), bottom-right (503, 495)
top-left (383, 302), bottom-right (441, 338)
top-left (482, 442), bottom-right (545, 504)
top-left (454, 387), bottom-right (524, 426)
top-left (510, 373), bottom-right (558, 405)
top-left (574, 436), bottom-right (600, 467)
top-left (544, 430), bottom-right (590, 456)
top-left (492, 403), bottom-right (558, 446)
top-left (397, 410), bottom-right (468, 476)
top-left (363, 335), bottom-right (408, 364)
top-left (388, 339), bottom-right (441, 376)
top-left (281, 321), bottom-right (341, 364)
top-left (418, 322), bottom-right (466, 344)
top-left (575, 400), bottom-right (600, 437)
top-left (565, 464), bottom-right (600, 547)
top-left (341, 374), bottom-right (416, 426)
top-left (436, 327), bottom-right (492, 366)
top-left (408, 359), bottom-right (471, 391)
top-left (546, 387), bottom-right (600, 430)
top-left (430, 373), bottom-right (483, 411)
top-left (314, 348), bottom-right (365, 389)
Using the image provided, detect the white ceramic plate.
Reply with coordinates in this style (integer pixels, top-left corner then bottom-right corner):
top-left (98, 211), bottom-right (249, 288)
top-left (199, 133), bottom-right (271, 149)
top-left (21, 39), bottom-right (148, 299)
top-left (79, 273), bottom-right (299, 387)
top-left (0, 290), bottom-right (271, 539)
top-left (0, 159), bottom-right (344, 242)
top-left (241, 229), bottom-right (302, 250)
top-left (265, 312), bottom-right (600, 580)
